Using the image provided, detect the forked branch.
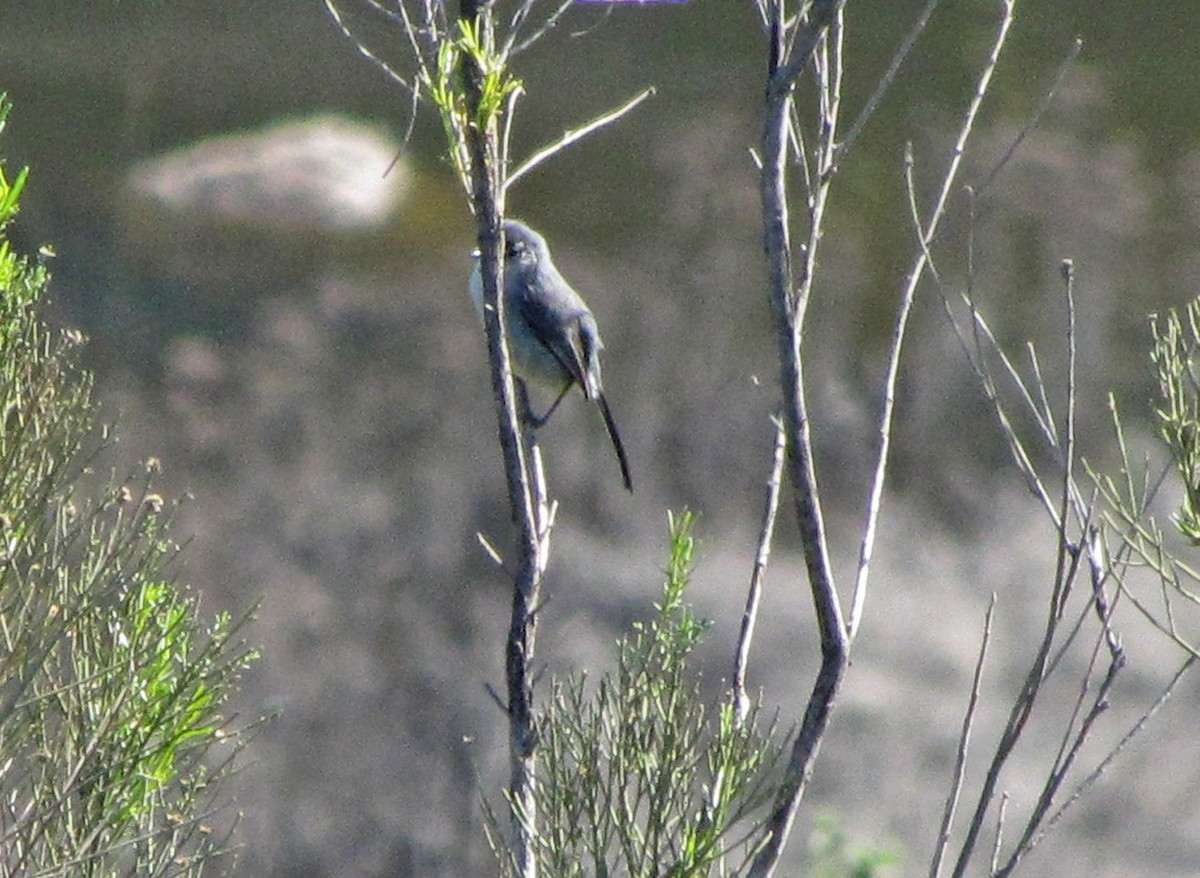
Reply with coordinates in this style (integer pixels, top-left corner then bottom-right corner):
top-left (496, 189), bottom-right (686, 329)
top-left (747, 3), bottom-right (846, 875)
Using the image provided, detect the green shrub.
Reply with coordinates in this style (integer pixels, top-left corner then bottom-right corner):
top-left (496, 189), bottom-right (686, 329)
top-left (488, 512), bottom-right (787, 877)
top-left (0, 94), bottom-right (258, 878)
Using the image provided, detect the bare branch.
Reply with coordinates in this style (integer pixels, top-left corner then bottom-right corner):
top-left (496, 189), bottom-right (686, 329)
top-left (508, 0), bottom-right (576, 57)
top-left (995, 631), bottom-right (1124, 877)
top-left (501, 84), bottom-right (526, 192)
top-left (732, 417), bottom-right (787, 728)
top-left (477, 531), bottom-right (507, 568)
top-left (947, 246), bottom-right (1114, 878)
top-left (1085, 526), bottom-right (1122, 655)
top-left (772, 0), bottom-right (845, 92)
top-left (948, 503), bottom-right (1087, 877)
top-left (990, 793), bottom-right (1009, 875)
top-left (747, 5), bottom-right (848, 875)
top-left (836, 0), bottom-right (943, 164)
top-left (975, 38), bottom-right (1084, 199)
top-left (501, 0), bottom-right (542, 57)
top-left (456, 5), bottom-right (550, 874)
top-left (484, 682), bottom-right (508, 713)
top-left (850, 0), bottom-right (1015, 639)
top-left (323, 0), bottom-right (416, 92)
top-left (1025, 343), bottom-right (1059, 443)
top-left (504, 87), bottom-right (656, 194)
top-left (939, 200), bottom-right (1063, 523)
top-left (929, 594), bottom-right (996, 878)
top-left (1040, 656), bottom-right (1196, 839)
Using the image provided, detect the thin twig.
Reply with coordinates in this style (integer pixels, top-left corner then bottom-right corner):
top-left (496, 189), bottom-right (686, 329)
top-left (746, 5), bottom-right (847, 877)
top-left (1060, 259), bottom-right (1079, 539)
top-left (975, 38), bottom-right (1084, 199)
top-left (835, 0), bottom-right (943, 164)
top-left (1085, 525), bottom-right (1121, 653)
top-left (484, 682), bottom-right (508, 713)
top-left (949, 488), bottom-right (1076, 878)
top-left (1039, 655), bottom-right (1196, 839)
top-left (995, 635), bottom-right (1124, 877)
top-left (732, 417), bottom-right (787, 728)
top-left (849, 0), bottom-right (1014, 640)
top-left (323, 0), bottom-right (415, 92)
top-left (786, 101), bottom-right (812, 189)
top-left (504, 87), bottom-right (656, 193)
top-left (990, 793), bottom-right (1009, 875)
top-left (501, 84), bottom-right (526, 192)
top-left (476, 531), bottom-right (507, 568)
top-left (394, 0), bottom-right (434, 77)
top-left (501, 0), bottom-right (542, 57)
top-left (362, 0), bottom-right (405, 27)
top-left (941, 269), bottom-right (1061, 522)
top-left (510, 0), bottom-right (576, 56)
top-left (1025, 343), bottom-right (1059, 446)
top-left (929, 594), bottom-right (995, 878)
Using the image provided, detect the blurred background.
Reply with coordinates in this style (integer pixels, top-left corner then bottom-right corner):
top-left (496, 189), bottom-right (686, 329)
top-left (3, 1), bottom-right (1200, 875)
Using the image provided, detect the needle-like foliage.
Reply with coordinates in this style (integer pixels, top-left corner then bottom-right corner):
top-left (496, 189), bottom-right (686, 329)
top-left (0, 95), bottom-right (259, 878)
top-left (486, 512), bottom-right (787, 878)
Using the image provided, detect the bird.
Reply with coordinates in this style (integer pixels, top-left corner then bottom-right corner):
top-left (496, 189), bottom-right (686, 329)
top-left (469, 218), bottom-right (633, 492)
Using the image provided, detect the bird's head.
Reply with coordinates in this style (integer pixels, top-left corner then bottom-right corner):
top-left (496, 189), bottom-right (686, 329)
top-left (501, 219), bottom-right (549, 264)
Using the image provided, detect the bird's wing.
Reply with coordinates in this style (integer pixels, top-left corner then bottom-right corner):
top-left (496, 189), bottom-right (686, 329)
top-left (515, 287), bottom-right (594, 391)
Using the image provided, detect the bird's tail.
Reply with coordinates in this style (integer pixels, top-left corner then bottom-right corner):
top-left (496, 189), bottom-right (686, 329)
top-left (597, 392), bottom-right (633, 492)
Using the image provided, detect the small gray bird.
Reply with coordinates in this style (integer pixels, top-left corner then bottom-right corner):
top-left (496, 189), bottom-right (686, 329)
top-left (470, 219), bottom-right (633, 492)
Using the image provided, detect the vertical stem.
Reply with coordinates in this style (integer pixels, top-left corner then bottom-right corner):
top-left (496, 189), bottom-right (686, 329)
top-left (747, 4), bottom-right (848, 876)
top-left (849, 0), bottom-right (1015, 640)
top-left (732, 419), bottom-right (787, 728)
top-left (458, 3), bottom-right (544, 876)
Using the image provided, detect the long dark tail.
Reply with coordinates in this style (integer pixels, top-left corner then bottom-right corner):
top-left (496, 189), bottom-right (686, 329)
top-left (596, 392), bottom-right (633, 492)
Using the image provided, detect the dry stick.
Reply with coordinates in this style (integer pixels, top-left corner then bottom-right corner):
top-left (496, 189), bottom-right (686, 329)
top-left (995, 630), bottom-right (1124, 877)
top-left (1042, 522), bottom-right (1104, 680)
top-left (1040, 654), bottom-right (1196, 843)
top-left (990, 793), bottom-right (1009, 876)
top-left (929, 594), bottom-right (996, 878)
top-left (507, 0), bottom-right (574, 57)
top-left (930, 33), bottom-right (1085, 501)
top-left (1115, 580), bottom-right (1200, 659)
top-left (835, 0), bottom-right (943, 165)
top-left (1026, 343), bottom-right (1060, 446)
top-left (1039, 549), bottom-right (1115, 763)
top-left (459, 4), bottom-right (546, 876)
top-left (975, 37), bottom-right (1084, 200)
top-left (732, 418), bottom-right (787, 729)
top-left (323, 0), bottom-right (415, 91)
top-left (926, 36), bottom-right (1091, 542)
top-left (395, 0), bottom-right (437, 86)
top-left (502, 0), bottom-right (543, 55)
top-left (949, 603), bottom-right (1061, 878)
top-left (504, 88), bottom-right (656, 194)
top-left (962, 489), bottom-right (1090, 869)
top-left (938, 193), bottom-right (1061, 520)
top-left (1048, 259), bottom-right (1081, 621)
top-left (955, 296), bottom-right (1061, 521)
top-left (367, 0), bottom-right (432, 149)
top-left (1086, 526), bottom-right (1123, 655)
top-left (951, 212), bottom-right (1099, 878)
top-left (747, 3), bottom-right (846, 876)
top-left (967, 198), bottom-right (1044, 459)
top-left (849, 0), bottom-right (1015, 640)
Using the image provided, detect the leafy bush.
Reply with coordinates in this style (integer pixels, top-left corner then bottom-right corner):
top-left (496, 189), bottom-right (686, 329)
top-left (487, 512), bottom-right (787, 877)
top-left (0, 94), bottom-right (258, 878)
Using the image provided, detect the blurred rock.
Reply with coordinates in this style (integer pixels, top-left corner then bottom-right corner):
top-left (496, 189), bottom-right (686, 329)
top-left (127, 115), bottom-right (409, 231)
